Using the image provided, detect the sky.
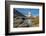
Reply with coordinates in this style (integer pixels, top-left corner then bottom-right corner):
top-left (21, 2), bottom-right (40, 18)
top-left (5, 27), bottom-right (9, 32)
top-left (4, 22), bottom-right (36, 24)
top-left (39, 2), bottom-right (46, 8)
top-left (15, 8), bottom-right (39, 16)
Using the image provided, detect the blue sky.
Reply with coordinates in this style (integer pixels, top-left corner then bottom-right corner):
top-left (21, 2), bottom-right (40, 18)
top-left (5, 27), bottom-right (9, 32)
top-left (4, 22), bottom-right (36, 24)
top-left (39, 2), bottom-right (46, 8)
top-left (15, 8), bottom-right (39, 16)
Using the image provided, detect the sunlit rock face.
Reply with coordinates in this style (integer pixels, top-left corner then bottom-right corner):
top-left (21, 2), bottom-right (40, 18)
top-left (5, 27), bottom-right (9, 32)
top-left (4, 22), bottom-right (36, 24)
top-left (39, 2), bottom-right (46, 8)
top-left (25, 12), bottom-right (32, 27)
top-left (18, 12), bottom-right (32, 27)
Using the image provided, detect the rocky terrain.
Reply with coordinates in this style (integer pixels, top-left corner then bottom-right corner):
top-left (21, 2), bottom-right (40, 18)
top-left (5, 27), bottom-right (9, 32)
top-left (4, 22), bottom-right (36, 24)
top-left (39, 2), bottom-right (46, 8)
top-left (13, 16), bottom-right (39, 28)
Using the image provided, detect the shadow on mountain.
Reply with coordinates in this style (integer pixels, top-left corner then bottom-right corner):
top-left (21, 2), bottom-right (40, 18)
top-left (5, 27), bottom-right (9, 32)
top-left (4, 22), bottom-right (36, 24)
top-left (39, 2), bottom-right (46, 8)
top-left (14, 8), bottom-right (26, 18)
